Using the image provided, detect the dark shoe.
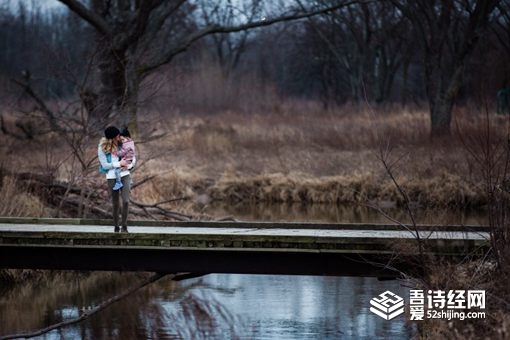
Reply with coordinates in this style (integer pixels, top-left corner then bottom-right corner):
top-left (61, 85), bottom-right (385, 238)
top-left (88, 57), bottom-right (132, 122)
top-left (114, 226), bottom-right (120, 232)
top-left (121, 226), bottom-right (128, 233)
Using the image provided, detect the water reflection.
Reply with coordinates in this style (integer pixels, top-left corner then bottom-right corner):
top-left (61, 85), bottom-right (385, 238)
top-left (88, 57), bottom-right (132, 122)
top-left (0, 272), bottom-right (415, 339)
top-left (203, 201), bottom-right (487, 225)
top-left (189, 275), bottom-right (414, 339)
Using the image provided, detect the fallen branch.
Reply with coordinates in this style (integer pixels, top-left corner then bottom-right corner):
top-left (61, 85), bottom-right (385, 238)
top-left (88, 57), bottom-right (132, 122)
top-left (131, 174), bottom-right (156, 189)
top-left (11, 77), bottom-right (60, 133)
top-left (0, 272), bottom-right (200, 340)
top-left (63, 197), bottom-right (111, 218)
top-left (130, 198), bottom-right (192, 221)
top-left (364, 202), bottom-right (419, 236)
top-left (215, 216), bottom-right (237, 222)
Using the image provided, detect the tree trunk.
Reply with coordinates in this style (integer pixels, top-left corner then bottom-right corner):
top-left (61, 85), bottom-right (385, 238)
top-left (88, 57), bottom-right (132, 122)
top-left (430, 99), bottom-right (453, 137)
top-left (91, 43), bottom-right (127, 121)
top-left (392, 0), bottom-right (500, 139)
top-left (125, 57), bottom-right (140, 138)
top-left (401, 58), bottom-right (410, 105)
top-left (92, 40), bottom-right (140, 136)
top-left (427, 57), bottom-right (465, 137)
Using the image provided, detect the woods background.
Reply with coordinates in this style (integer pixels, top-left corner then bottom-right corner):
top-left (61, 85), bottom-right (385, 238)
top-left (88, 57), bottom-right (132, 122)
top-left (0, 0), bottom-right (508, 135)
top-left (0, 0), bottom-right (509, 221)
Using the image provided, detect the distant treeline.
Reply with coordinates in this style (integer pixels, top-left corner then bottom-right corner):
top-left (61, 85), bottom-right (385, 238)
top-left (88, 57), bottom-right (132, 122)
top-left (0, 1), bottom-right (508, 109)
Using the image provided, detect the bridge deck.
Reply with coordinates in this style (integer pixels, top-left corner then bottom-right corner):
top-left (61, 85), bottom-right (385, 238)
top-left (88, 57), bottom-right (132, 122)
top-left (0, 223), bottom-right (489, 238)
top-left (0, 219), bottom-right (490, 278)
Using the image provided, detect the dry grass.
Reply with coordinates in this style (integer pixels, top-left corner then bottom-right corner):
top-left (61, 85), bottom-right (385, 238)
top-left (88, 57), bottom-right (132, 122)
top-left (131, 104), bottom-right (503, 212)
top-left (405, 260), bottom-right (510, 340)
top-left (1, 102), bottom-right (507, 217)
top-left (2, 60), bottom-right (507, 218)
top-left (0, 175), bottom-right (50, 217)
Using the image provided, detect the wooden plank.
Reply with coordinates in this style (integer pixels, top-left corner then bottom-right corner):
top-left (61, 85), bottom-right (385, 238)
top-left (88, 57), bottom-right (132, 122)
top-left (0, 217), bottom-right (489, 231)
top-left (0, 224), bottom-right (489, 256)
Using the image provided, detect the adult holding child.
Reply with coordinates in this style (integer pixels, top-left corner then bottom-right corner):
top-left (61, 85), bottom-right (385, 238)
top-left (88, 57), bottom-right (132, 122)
top-left (98, 126), bottom-right (136, 232)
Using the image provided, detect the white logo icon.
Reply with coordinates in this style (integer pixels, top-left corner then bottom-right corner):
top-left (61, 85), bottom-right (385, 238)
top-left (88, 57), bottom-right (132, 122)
top-left (370, 291), bottom-right (405, 320)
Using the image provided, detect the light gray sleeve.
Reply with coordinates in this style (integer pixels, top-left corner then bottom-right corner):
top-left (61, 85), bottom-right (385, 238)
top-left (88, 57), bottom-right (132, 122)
top-left (98, 144), bottom-right (120, 170)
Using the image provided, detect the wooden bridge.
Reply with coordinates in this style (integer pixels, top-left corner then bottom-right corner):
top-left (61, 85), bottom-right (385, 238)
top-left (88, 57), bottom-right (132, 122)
top-left (0, 217), bottom-right (489, 278)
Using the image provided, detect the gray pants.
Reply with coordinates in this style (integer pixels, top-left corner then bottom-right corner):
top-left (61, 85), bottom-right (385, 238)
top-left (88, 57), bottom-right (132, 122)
top-left (108, 175), bottom-right (131, 228)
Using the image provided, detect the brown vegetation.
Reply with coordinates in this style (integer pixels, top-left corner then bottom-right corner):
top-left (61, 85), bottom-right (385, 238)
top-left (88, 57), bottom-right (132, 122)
top-left (399, 257), bottom-right (510, 340)
top-left (137, 104), bottom-right (505, 211)
top-left (0, 104), bottom-right (507, 220)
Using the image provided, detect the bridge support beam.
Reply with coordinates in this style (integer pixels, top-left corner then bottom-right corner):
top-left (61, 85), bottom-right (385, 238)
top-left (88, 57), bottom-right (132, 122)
top-left (0, 245), bottom-right (402, 278)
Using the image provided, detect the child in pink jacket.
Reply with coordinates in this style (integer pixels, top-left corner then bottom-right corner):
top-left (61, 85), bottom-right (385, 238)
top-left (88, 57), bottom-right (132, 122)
top-left (113, 127), bottom-right (135, 190)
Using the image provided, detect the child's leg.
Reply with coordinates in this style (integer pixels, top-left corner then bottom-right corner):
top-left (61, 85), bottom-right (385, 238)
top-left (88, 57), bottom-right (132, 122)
top-left (113, 168), bottom-right (123, 190)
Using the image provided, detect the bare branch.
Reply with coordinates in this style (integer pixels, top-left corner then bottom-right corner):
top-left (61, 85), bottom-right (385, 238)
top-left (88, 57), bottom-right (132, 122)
top-left (11, 78), bottom-right (59, 133)
top-left (130, 198), bottom-right (193, 221)
top-left (141, 1), bottom-right (361, 75)
top-left (138, 0), bottom-right (187, 50)
top-left (364, 202), bottom-right (416, 235)
top-left (57, 0), bottom-right (112, 36)
top-left (0, 272), bottom-right (170, 340)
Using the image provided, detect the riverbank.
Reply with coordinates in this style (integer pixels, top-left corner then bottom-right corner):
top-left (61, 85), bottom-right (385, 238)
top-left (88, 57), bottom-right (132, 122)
top-left (131, 106), bottom-right (500, 214)
top-left (1, 105), bottom-right (505, 219)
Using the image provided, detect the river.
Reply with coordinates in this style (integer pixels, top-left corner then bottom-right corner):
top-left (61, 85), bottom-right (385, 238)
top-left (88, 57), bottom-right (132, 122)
top-left (0, 272), bottom-right (415, 339)
top-left (0, 204), bottom-right (485, 339)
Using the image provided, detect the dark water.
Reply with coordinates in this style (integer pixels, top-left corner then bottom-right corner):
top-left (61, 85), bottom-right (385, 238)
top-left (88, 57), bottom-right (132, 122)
top-left (203, 202), bottom-right (487, 225)
top-left (0, 273), bottom-right (415, 339)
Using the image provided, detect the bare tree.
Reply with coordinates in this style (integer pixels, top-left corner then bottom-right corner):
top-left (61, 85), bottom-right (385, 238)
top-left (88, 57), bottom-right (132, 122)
top-left (299, 1), bottom-right (408, 105)
top-left (56, 0), bottom-right (359, 136)
top-left (493, 1), bottom-right (510, 58)
top-left (491, 1), bottom-right (510, 92)
top-left (392, 0), bottom-right (502, 138)
top-left (198, 0), bottom-right (264, 75)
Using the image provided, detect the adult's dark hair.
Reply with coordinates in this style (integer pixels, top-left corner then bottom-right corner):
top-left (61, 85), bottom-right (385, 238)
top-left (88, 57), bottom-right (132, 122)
top-left (104, 126), bottom-right (120, 139)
